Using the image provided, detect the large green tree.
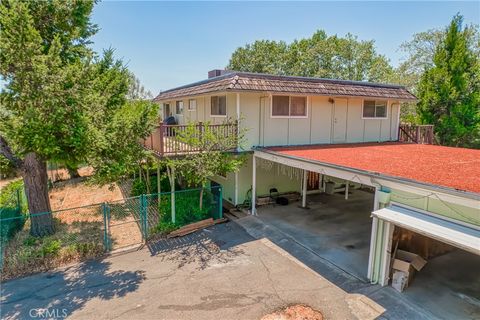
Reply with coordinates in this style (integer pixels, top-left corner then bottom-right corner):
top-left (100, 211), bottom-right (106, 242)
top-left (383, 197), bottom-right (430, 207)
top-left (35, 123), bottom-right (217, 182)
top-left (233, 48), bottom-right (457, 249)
top-left (227, 30), bottom-right (394, 82)
top-left (395, 21), bottom-right (479, 123)
top-left (416, 15), bottom-right (480, 147)
top-left (0, 0), bottom-right (157, 236)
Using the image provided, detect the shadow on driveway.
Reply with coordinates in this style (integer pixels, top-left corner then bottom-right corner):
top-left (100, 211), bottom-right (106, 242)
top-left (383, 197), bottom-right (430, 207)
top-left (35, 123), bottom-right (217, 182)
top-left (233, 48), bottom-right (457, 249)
top-left (1, 259), bottom-right (145, 319)
top-left (147, 223), bottom-right (247, 270)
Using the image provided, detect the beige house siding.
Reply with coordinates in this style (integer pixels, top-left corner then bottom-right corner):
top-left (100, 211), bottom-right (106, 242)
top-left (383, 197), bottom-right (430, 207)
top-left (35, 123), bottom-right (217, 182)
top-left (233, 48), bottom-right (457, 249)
top-left (159, 92), bottom-right (402, 150)
top-left (236, 154), bottom-right (302, 205)
top-left (390, 189), bottom-right (480, 227)
top-left (210, 171), bottom-right (236, 205)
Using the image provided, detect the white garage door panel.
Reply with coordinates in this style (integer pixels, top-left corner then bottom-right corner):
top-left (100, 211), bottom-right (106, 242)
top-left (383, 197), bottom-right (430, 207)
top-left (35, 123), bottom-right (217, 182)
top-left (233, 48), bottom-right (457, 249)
top-left (372, 205), bottom-right (480, 255)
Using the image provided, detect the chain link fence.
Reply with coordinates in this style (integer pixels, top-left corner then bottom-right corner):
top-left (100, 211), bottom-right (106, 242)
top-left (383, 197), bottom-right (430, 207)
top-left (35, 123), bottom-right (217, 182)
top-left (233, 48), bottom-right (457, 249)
top-left (145, 186), bottom-right (223, 238)
top-left (0, 185), bottom-right (223, 280)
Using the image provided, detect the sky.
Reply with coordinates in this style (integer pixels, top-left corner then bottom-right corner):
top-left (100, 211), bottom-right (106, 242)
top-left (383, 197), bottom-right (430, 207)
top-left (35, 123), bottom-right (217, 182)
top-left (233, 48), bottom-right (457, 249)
top-left (90, 1), bottom-right (480, 95)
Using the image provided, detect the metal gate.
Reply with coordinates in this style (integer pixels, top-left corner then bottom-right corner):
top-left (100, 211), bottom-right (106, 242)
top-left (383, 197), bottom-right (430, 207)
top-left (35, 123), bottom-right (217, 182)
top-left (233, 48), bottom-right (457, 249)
top-left (102, 195), bottom-right (148, 251)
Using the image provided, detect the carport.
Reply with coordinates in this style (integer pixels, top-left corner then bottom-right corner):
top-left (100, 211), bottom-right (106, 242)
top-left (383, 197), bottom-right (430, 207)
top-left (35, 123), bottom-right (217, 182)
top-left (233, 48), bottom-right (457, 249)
top-left (255, 189), bottom-right (375, 280)
top-left (251, 143), bottom-right (480, 318)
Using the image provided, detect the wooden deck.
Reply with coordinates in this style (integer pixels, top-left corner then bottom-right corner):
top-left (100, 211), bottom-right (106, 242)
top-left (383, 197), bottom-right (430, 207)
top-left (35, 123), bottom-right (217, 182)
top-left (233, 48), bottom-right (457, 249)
top-left (141, 122), bottom-right (238, 157)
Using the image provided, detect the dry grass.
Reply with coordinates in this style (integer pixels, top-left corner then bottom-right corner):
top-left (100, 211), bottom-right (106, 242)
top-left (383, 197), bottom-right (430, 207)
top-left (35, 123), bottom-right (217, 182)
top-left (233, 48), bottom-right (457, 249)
top-left (1, 174), bottom-right (143, 280)
top-left (1, 218), bottom-right (104, 281)
top-left (48, 177), bottom-right (142, 249)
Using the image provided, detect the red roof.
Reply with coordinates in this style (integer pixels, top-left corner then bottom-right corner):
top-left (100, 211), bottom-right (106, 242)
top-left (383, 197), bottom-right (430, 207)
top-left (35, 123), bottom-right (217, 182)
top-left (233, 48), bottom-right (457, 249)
top-left (266, 143), bottom-right (480, 194)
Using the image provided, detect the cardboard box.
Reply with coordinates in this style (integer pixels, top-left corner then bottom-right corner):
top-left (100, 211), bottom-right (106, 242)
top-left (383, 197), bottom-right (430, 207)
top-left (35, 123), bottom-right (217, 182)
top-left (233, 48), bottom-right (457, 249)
top-left (391, 249), bottom-right (427, 290)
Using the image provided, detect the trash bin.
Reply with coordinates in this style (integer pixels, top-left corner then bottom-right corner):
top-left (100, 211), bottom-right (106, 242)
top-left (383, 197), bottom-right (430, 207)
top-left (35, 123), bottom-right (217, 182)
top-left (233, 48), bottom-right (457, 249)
top-left (325, 181), bottom-right (335, 194)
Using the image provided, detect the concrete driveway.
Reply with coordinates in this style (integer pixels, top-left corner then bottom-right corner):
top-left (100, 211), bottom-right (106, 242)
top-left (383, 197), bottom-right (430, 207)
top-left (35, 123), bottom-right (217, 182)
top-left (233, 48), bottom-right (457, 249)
top-left (1, 222), bottom-right (384, 320)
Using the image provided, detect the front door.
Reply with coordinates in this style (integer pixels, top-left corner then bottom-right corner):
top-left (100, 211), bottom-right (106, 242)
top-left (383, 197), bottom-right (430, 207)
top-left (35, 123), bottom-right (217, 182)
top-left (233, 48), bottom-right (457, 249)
top-left (333, 98), bottom-right (347, 143)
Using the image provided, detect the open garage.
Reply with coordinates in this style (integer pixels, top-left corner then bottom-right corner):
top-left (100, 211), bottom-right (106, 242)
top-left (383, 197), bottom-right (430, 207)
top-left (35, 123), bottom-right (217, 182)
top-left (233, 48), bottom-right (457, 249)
top-left (251, 143), bottom-right (480, 319)
top-left (256, 184), bottom-right (375, 281)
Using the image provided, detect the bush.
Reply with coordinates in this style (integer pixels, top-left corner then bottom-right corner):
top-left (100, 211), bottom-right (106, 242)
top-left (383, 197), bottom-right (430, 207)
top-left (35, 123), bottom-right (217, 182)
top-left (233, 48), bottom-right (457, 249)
top-left (0, 180), bottom-right (27, 244)
top-left (1, 218), bottom-right (104, 280)
top-left (130, 174), bottom-right (181, 197)
top-left (151, 188), bottom-right (217, 235)
top-left (0, 180), bottom-right (24, 209)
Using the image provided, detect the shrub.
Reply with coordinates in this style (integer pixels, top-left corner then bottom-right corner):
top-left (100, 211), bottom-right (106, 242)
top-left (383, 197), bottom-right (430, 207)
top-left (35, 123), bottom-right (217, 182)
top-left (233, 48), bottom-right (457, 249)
top-left (150, 221), bottom-right (177, 235)
top-left (1, 219), bottom-right (105, 280)
top-left (152, 188), bottom-right (216, 235)
top-left (40, 239), bottom-right (62, 257)
top-left (0, 180), bottom-right (27, 244)
top-left (130, 174), bottom-right (181, 196)
top-left (0, 180), bottom-right (24, 209)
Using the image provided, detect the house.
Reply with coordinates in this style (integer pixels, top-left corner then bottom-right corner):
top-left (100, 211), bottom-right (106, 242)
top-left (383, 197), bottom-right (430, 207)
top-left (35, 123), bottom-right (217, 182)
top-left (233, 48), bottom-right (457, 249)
top-left (149, 70), bottom-right (480, 313)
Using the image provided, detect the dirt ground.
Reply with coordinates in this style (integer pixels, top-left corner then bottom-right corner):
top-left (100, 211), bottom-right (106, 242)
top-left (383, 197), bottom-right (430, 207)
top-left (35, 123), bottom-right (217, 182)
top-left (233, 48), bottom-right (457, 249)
top-left (47, 166), bottom-right (94, 183)
top-left (0, 177), bottom-right (20, 191)
top-left (261, 305), bottom-right (324, 320)
top-left (48, 171), bottom-right (142, 249)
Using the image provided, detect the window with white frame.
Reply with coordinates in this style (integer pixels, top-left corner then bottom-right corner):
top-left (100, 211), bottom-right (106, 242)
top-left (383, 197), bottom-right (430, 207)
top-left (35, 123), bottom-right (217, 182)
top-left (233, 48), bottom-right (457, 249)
top-left (363, 100), bottom-right (387, 118)
top-left (271, 95), bottom-right (307, 117)
top-left (211, 96), bottom-right (226, 116)
top-left (175, 100), bottom-right (184, 114)
top-left (188, 99), bottom-right (197, 111)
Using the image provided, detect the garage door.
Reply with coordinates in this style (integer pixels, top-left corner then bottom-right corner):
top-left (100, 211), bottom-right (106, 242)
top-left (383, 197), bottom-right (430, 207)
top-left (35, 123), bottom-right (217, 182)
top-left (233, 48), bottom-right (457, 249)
top-left (372, 205), bottom-right (480, 255)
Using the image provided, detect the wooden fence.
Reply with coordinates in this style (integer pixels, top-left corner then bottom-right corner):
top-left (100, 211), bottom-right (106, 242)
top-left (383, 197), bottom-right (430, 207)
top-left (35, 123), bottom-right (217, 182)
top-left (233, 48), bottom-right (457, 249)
top-left (398, 124), bottom-right (435, 144)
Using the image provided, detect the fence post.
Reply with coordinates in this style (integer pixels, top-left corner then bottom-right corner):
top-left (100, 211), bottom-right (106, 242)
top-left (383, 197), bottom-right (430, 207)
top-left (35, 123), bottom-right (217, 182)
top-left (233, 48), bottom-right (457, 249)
top-left (140, 194), bottom-right (148, 240)
top-left (218, 187), bottom-right (223, 219)
top-left (158, 124), bottom-right (164, 156)
top-left (102, 202), bottom-right (110, 252)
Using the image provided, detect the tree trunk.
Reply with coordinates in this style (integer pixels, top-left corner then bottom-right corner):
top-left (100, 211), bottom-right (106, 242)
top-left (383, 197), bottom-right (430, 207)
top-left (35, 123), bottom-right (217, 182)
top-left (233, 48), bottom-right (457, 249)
top-left (199, 188), bottom-right (204, 210)
top-left (66, 164), bottom-right (81, 179)
top-left (22, 153), bottom-right (55, 237)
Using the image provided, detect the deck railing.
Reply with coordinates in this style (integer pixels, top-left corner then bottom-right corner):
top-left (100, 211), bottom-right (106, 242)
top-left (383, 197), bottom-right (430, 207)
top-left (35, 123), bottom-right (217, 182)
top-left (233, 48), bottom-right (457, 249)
top-left (398, 124), bottom-right (435, 144)
top-left (141, 122), bottom-right (238, 156)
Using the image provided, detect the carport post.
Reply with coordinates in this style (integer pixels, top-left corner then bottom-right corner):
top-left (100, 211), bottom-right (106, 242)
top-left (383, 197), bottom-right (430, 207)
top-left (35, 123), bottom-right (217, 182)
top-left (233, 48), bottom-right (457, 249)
top-left (368, 186), bottom-right (382, 283)
top-left (302, 169), bottom-right (308, 208)
top-left (367, 217), bottom-right (378, 281)
top-left (251, 155), bottom-right (256, 215)
top-left (379, 221), bottom-right (394, 286)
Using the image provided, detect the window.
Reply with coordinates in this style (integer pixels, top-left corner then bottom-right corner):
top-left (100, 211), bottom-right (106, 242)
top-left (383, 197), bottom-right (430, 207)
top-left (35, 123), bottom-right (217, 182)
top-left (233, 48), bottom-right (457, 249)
top-left (188, 99), bottom-right (197, 111)
top-left (164, 103), bottom-right (171, 118)
top-left (211, 96), bottom-right (226, 116)
top-left (363, 100), bottom-right (387, 118)
top-left (175, 101), bottom-right (184, 114)
top-left (272, 95), bottom-right (307, 117)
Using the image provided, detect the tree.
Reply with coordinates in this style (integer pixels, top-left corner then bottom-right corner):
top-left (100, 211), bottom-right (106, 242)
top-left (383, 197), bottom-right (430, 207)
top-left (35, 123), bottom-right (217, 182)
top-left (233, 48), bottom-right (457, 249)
top-left (171, 119), bottom-right (246, 212)
top-left (228, 40), bottom-right (288, 75)
top-left (416, 15), bottom-right (480, 147)
top-left (0, 1), bottom-right (157, 236)
top-left (128, 74), bottom-right (153, 100)
top-left (395, 22), bottom-right (479, 123)
top-left (227, 30), bottom-right (394, 83)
